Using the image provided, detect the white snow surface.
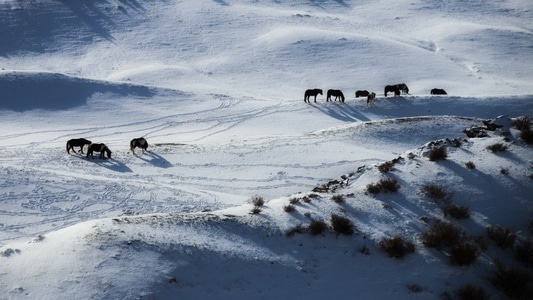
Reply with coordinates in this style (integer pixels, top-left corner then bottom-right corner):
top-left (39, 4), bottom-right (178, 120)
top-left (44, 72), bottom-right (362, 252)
top-left (0, 0), bottom-right (532, 299)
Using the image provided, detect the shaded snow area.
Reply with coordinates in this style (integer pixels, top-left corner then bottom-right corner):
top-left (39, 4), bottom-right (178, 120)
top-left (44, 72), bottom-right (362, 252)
top-left (1, 0), bottom-right (532, 299)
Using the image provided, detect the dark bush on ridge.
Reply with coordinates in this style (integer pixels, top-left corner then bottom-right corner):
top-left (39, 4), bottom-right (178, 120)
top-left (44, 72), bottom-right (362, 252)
top-left (421, 220), bottom-right (462, 248)
top-left (379, 236), bottom-right (415, 259)
top-left (366, 178), bottom-right (399, 194)
top-left (285, 225), bottom-right (304, 237)
top-left (486, 143), bottom-right (508, 153)
top-left (487, 225), bottom-right (516, 249)
top-left (251, 195), bottom-right (265, 207)
top-left (428, 146), bottom-right (447, 161)
top-left (250, 207), bottom-right (262, 215)
top-left (379, 178), bottom-right (400, 193)
top-left (378, 161), bottom-right (395, 173)
top-left (284, 204), bottom-right (296, 213)
top-left (421, 183), bottom-right (451, 204)
top-left (450, 242), bottom-right (479, 266)
top-left (519, 129), bottom-right (533, 144)
top-left (454, 284), bottom-right (490, 300)
top-left (331, 194), bottom-right (345, 203)
top-left (512, 115), bottom-right (532, 131)
top-left (309, 220), bottom-right (328, 236)
top-left (514, 238), bottom-right (533, 267)
top-left (330, 214), bottom-right (355, 236)
top-left (465, 161), bottom-right (476, 169)
top-left (490, 260), bottom-right (532, 298)
top-left (443, 204), bottom-right (470, 220)
top-left (366, 182), bottom-right (382, 194)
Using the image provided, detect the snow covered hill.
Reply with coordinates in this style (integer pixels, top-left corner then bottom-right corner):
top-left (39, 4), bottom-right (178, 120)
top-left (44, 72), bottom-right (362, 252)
top-left (1, 0), bottom-right (532, 299)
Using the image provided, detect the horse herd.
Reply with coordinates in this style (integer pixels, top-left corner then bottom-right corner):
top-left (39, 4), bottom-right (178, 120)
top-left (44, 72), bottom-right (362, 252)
top-left (66, 137), bottom-right (148, 159)
top-left (304, 84), bottom-right (447, 106)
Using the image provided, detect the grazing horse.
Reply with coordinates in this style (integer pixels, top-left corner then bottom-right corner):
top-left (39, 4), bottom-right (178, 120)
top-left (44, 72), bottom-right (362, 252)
top-left (384, 83), bottom-right (409, 96)
top-left (396, 83), bottom-right (409, 95)
top-left (355, 90), bottom-right (370, 98)
top-left (304, 89), bottom-right (323, 103)
top-left (384, 85), bottom-right (401, 97)
top-left (367, 92), bottom-right (377, 107)
top-left (431, 88), bottom-right (447, 95)
top-left (66, 138), bottom-right (92, 154)
top-left (326, 89), bottom-right (345, 102)
top-left (130, 137), bottom-right (148, 155)
top-left (87, 143), bottom-right (112, 159)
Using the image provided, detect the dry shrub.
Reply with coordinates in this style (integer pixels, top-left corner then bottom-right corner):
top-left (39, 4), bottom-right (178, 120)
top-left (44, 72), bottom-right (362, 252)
top-left (421, 183), bottom-right (451, 204)
top-left (378, 161), bottom-right (395, 173)
top-left (250, 207), bottom-right (262, 215)
top-left (487, 225), bottom-right (516, 249)
top-left (471, 235), bottom-right (489, 252)
top-left (512, 115), bottom-right (532, 131)
top-left (500, 167), bottom-right (510, 175)
top-left (450, 242), bottom-right (479, 266)
top-left (491, 260), bottom-right (532, 299)
top-left (379, 178), bottom-right (400, 193)
top-left (284, 204), bottom-right (296, 213)
top-left (251, 195), bottom-right (265, 207)
top-left (406, 284), bottom-right (423, 293)
top-left (465, 161), bottom-right (476, 169)
top-left (421, 220), bottom-right (462, 248)
top-left (455, 284), bottom-right (490, 300)
top-left (309, 220), bottom-right (328, 236)
top-left (379, 236), bottom-right (415, 259)
top-left (366, 182), bottom-right (382, 194)
top-left (443, 204), bottom-right (471, 220)
top-left (428, 146), bottom-right (448, 161)
top-left (514, 238), bottom-right (533, 268)
top-left (331, 194), bottom-right (345, 203)
top-left (330, 214), bottom-right (355, 236)
top-left (486, 143), bottom-right (508, 153)
top-left (289, 197), bottom-right (300, 204)
top-left (359, 246), bottom-right (370, 255)
top-left (519, 129), bottom-right (533, 144)
top-left (285, 225), bottom-right (304, 237)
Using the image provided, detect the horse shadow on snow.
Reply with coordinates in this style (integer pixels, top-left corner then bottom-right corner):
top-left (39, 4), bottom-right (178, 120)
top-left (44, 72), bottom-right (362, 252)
top-left (310, 102), bottom-right (371, 122)
top-left (137, 151), bottom-right (172, 168)
top-left (86, 157), bottom-right (133, 173)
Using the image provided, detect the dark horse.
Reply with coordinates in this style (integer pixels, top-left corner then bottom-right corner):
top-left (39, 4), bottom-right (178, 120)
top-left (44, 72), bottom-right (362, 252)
top-left (355, 90), bottom-right (370, 98)
top-left (66, 138), bottom-right (92, 154)
top-left (384, 83), bottom-right (409, 96)
top-left (326, 89), bottom-right (345, 102)
top-left (130, 137), bottom-right (148, 155)
top-left (384, 85), bottom-right (400, 97)
top-left (431, 88), bottom-right (447, 95)
top-left (397, 83), bottom-right (409, 94)
top-left (304, 88), bottom-right (322, 103)
top-left (87, 143), bottom-right (112, 159)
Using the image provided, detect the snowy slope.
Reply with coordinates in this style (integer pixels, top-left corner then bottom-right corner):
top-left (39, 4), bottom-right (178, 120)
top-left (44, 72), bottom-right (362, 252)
top-left (1, 0), bottom-right (533, 299)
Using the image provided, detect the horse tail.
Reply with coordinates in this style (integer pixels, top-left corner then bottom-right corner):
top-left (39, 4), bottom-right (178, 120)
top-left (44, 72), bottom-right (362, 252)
top-left (66, 141), bottom-right (70, 154)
